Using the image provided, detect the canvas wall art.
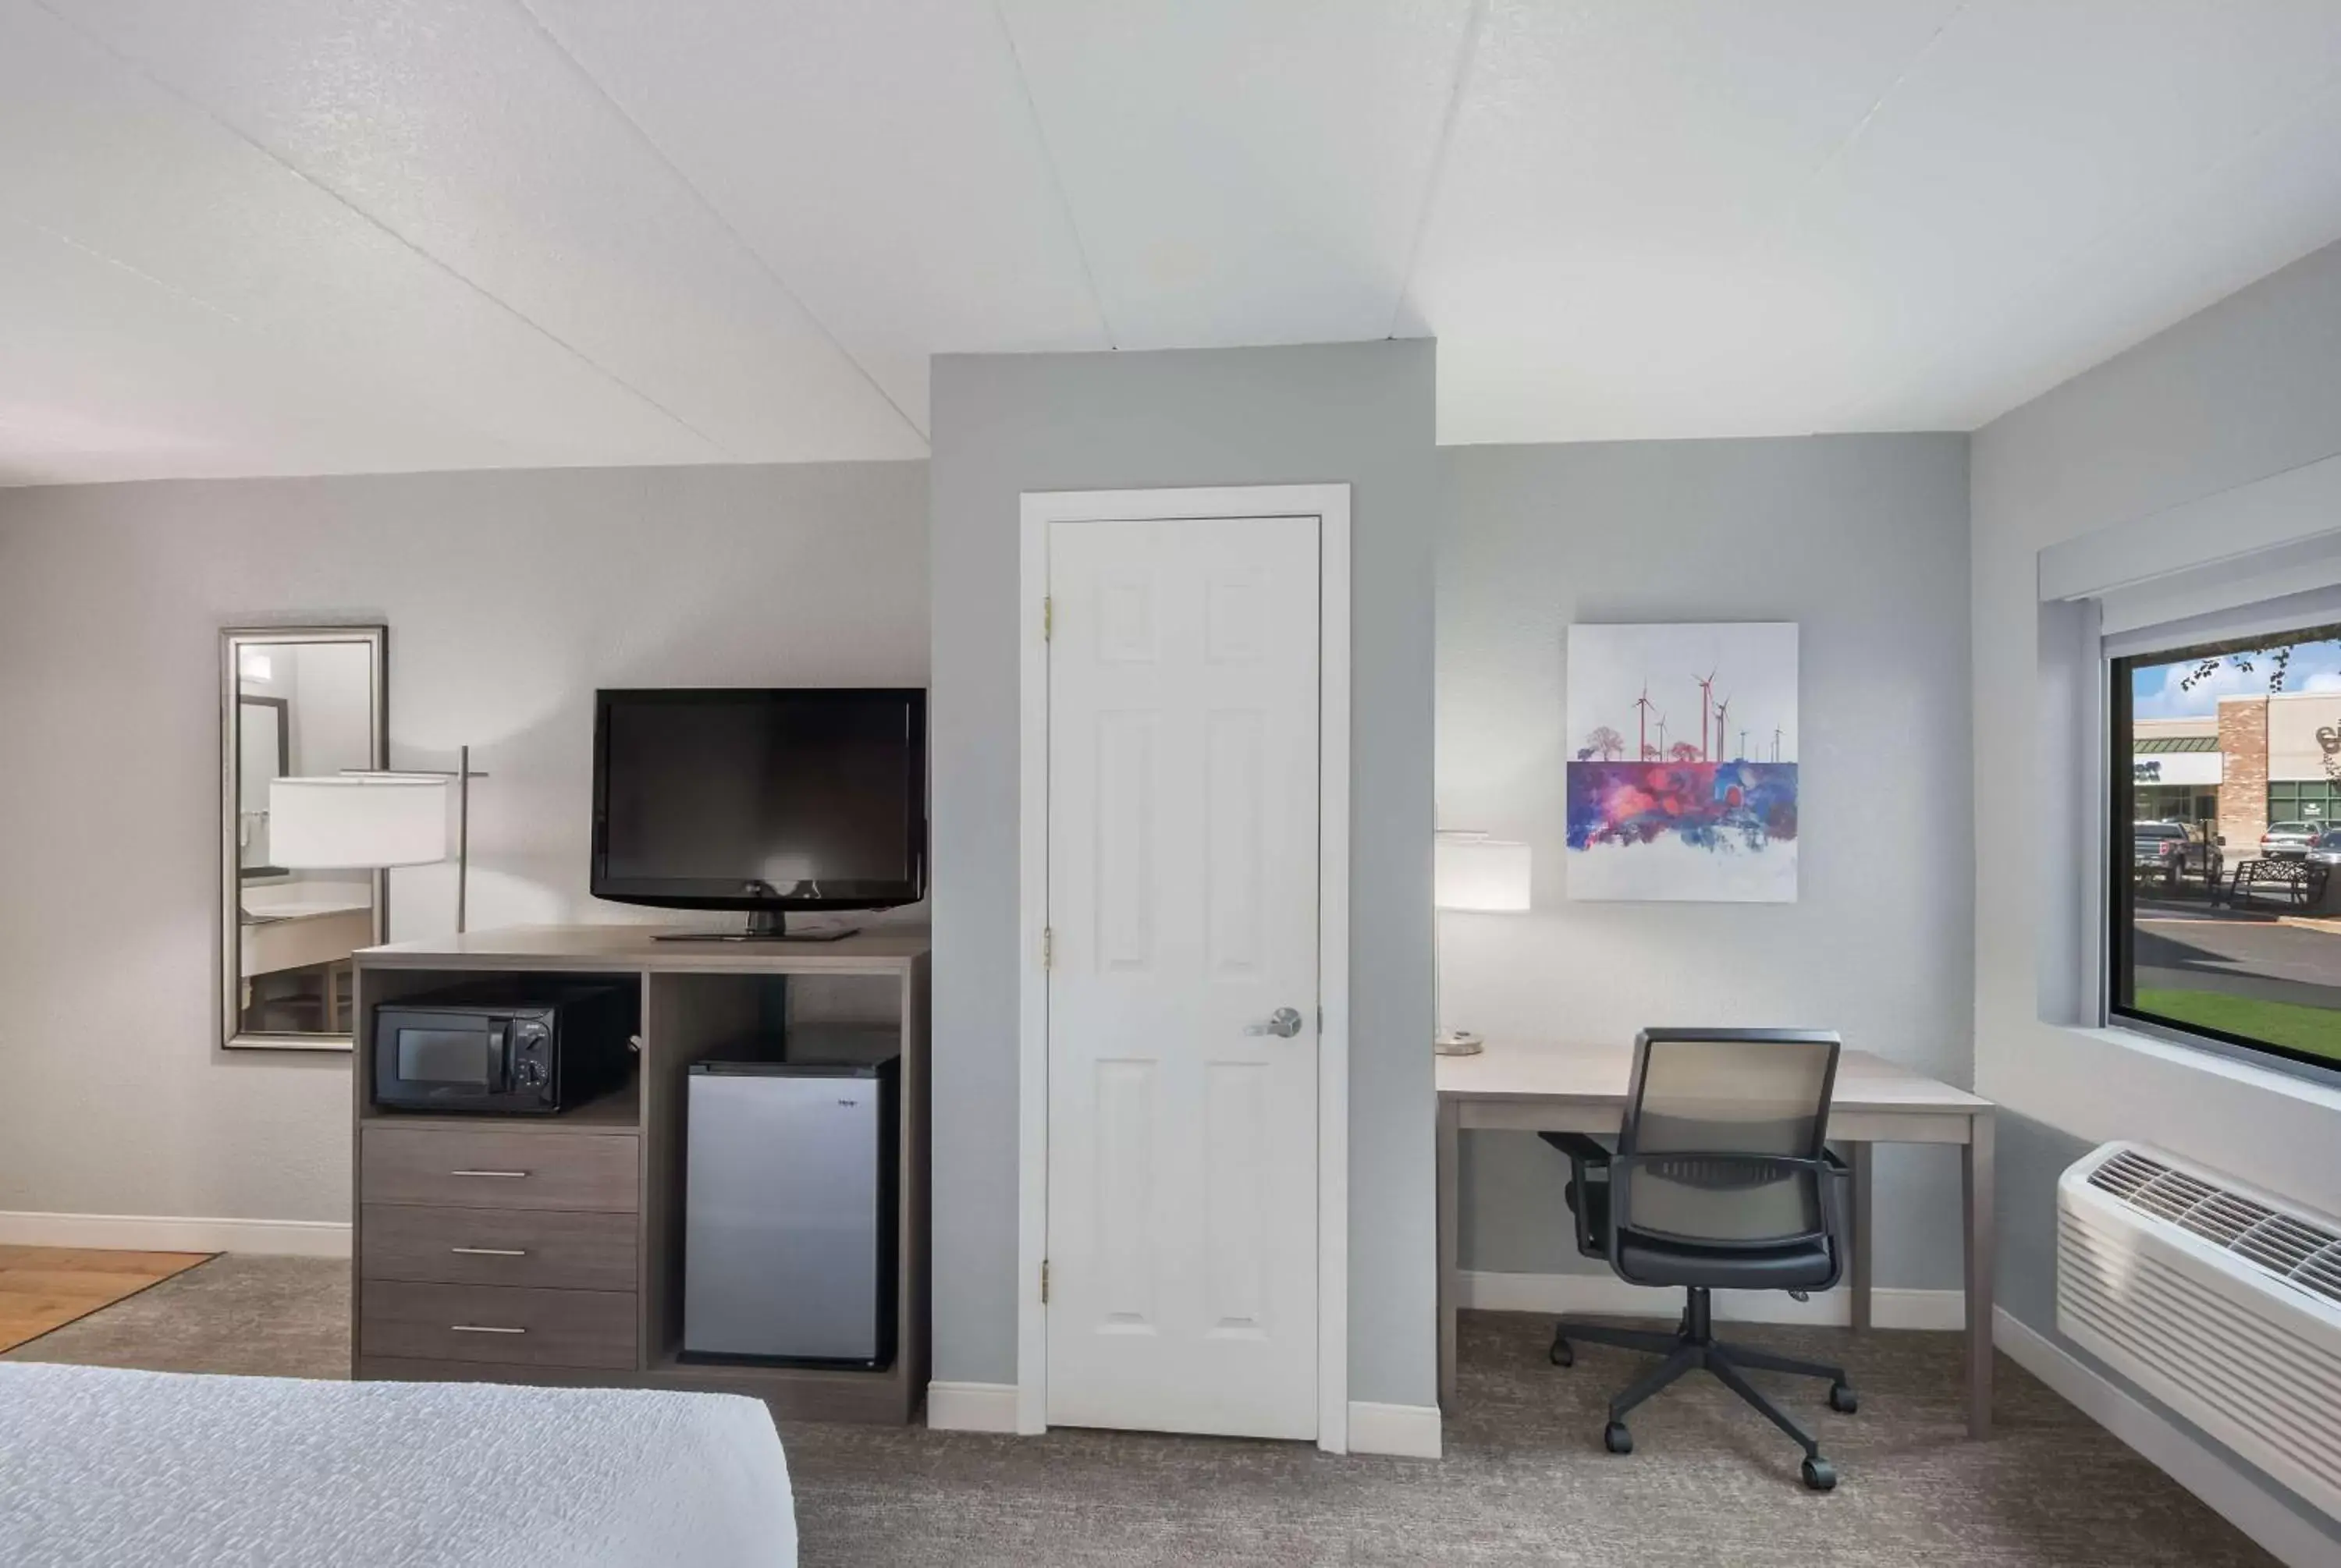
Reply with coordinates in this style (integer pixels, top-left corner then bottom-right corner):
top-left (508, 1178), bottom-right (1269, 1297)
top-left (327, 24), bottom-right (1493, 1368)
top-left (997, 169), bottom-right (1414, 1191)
top-left (1565, 622), bottom-right (1799, 903)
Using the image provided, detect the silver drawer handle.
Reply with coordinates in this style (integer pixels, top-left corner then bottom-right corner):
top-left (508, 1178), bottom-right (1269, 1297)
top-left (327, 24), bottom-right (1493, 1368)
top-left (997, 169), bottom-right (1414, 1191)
top-left (449, 1246), bottom-right (528, 1258)
top-left (449, 1169), bottom-right (529, 1179)
top-left (448, 1324), bottom-right (527, 1335)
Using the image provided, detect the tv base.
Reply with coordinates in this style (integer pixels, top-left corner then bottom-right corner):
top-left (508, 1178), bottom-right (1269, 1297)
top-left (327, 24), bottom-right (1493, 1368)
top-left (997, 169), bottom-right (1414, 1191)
top-left (653, 911), bottom-right (861, 944)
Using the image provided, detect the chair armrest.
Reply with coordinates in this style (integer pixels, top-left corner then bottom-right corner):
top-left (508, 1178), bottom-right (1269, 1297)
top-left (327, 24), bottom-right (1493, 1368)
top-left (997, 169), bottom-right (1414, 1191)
top-left (1537, 1131), bottom-right (1613, 1169)
top-left (1538, 1132), bottom-right (1614, 1260)
top-left (1821, 1148), bottom-right (1852, 1275)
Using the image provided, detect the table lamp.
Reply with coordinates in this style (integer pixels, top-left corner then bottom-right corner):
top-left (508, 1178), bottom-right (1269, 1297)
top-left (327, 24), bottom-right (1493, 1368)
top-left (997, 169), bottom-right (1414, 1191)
top-left (269, 747), bottom-right (486, 933)
top-left (1434, 830), bottom-right (1532, 1056)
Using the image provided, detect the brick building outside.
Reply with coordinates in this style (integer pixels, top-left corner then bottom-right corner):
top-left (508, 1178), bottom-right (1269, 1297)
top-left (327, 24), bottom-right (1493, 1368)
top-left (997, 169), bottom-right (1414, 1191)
top-left (2133, 691), bottom-right (2341, 853)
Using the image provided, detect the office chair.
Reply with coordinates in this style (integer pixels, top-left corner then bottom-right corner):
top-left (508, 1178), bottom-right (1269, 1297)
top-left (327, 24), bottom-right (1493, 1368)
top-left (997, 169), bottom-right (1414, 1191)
top-left (1541, 1028), bottom-right (1856, 1491)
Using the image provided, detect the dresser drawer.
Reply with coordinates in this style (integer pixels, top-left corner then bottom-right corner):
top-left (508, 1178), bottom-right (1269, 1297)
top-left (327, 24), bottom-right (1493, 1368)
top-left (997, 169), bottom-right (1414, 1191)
top-left (361, 1204), bottom-right (638, 1293)
top-left (361, 1125), bottom-right (638, 1212)
top-left (361, 1281), bottom-right (638, 1370)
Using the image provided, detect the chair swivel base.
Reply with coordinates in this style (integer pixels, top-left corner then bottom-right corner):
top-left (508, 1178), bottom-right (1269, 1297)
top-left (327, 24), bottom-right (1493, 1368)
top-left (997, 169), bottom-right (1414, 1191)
top-left (1548, 1286), bottom-right (1855, 1491)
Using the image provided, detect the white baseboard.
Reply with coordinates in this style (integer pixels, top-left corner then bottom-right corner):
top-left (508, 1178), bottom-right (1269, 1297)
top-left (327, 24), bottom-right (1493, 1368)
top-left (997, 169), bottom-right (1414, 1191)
top-left (928, 1382), bottom-right (1440, 1458)
top-left (925, 1381), bottom-right (1021, 1434)
top-left (1995, 1308), bottom-right (2336, 1568)
top-left (0, 1211), bottom-right (350, 1258)
top-left (1346, 1400), bottom-right (1443, 1460)
top-left (1458, 1269), bottom-right (1965, 1331)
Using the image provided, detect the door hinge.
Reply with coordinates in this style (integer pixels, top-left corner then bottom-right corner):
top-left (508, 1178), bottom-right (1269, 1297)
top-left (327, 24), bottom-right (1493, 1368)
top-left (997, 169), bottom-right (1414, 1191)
top-left (1041, 1259), bottom-right (1050, 1304)
top-left (1042, 927), bottom-right (1054, 969)
top-left (1043, 595), bottom-right (1053, 641)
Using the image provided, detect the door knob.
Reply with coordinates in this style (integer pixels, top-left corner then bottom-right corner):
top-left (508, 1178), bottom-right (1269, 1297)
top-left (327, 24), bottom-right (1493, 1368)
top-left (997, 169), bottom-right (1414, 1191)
top-left (1249, 1006), bottom-right (1305, 1038)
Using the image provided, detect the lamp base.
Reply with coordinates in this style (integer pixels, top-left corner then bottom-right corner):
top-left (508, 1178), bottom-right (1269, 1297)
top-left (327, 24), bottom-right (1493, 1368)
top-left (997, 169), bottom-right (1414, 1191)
top-left (1434, 1029), bottom-right (1484, 1057)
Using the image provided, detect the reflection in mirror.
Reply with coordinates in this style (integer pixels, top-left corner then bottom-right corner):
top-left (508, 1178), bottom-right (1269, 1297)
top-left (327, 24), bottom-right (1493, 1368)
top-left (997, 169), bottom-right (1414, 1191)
top-left (237, 696), bottom-right (289, 874)
top-left (222, 627), bottom-right (386, 1050)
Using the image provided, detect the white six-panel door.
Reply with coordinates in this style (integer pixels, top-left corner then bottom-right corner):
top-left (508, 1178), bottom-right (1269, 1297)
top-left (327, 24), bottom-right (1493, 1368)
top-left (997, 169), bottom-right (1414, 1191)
top-left (1044, 514), bottom-right (1322, 1439)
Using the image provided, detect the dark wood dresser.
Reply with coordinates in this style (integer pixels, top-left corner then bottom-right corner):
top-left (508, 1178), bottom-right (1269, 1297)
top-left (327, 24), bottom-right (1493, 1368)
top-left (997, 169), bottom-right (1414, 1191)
top-left (350, 924), bottom-right (929, 1424)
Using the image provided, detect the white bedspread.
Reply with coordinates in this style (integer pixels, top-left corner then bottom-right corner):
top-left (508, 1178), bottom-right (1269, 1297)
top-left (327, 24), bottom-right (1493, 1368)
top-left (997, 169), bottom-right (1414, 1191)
top-left (0, 1363), bottom-right (796, 1567)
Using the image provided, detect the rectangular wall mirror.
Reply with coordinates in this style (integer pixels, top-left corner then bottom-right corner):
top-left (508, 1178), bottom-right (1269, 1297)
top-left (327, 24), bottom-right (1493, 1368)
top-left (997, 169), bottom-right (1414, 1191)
top-left (221, 626), bottom-right (388, 1051)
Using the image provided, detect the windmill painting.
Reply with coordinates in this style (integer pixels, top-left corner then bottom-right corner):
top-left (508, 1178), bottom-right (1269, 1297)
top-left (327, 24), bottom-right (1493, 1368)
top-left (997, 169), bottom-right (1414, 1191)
top-left (1565, 623), bottom-right (1799, 903)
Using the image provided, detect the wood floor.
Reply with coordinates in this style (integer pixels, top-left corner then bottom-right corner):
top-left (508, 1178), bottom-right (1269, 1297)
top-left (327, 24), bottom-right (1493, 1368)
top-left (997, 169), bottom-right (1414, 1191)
top-left (0, 1246), bottom-right (214, 1353)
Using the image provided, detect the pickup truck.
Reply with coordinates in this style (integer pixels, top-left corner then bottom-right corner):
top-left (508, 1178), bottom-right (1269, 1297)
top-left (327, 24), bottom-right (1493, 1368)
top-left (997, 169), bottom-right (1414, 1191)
top-left (2133, 821), bottom-right (2222, 890)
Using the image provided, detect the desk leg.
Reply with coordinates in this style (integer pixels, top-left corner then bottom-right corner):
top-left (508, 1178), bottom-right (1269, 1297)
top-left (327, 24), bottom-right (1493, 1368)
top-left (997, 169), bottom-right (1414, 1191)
top-left (1437, 1097), bottom-right (1459, 1410)
top-left (1963, 1109), bottom-right (1996, 1439)
top-left (1850, 1141), bottom-right (1874, 1333)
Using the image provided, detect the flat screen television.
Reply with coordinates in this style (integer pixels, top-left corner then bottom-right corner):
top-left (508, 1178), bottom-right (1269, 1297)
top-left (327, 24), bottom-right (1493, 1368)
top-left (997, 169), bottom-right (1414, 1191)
top-left (591, 688), bottom-right (926, 940)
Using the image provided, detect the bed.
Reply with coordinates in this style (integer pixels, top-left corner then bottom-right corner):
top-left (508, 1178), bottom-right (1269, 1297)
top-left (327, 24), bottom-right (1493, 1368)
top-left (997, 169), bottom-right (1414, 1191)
top-left (0, 1363), bottom-right (797, 1566)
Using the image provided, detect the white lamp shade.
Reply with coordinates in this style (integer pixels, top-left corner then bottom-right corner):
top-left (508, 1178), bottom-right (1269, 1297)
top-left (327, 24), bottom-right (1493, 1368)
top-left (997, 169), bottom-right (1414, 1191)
top-left (268, 776), bottom-right (451, 869)
top-left (1436, 835), bottom-right (1533, 911)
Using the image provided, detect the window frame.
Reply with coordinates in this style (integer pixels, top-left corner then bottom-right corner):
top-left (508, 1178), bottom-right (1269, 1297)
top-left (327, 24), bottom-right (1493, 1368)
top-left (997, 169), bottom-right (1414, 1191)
top-left (2107, 625), bottom-right (2341, 1081)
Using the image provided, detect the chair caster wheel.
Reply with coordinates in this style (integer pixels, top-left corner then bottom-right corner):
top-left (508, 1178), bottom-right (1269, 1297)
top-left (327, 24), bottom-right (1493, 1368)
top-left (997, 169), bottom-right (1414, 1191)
top-left (1548, 1337), bottom-right (1574, 1368)
top-left (1802, 1456), bottom-right (1837, 1492)
top-left (1602, 1421), bottom-right (1633, 1455)
top-left (1828, 1382), bottom-right (1859, 1414)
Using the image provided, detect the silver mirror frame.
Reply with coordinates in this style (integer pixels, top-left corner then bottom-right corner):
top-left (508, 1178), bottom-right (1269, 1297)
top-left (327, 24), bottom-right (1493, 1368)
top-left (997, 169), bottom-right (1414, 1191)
top-left (219, 624), bottom-right (389, 1052)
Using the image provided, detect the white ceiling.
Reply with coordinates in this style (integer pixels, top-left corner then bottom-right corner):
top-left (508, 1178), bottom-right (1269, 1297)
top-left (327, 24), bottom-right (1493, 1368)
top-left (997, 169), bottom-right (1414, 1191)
top-left (5, 0), bottom-right (2340, 484)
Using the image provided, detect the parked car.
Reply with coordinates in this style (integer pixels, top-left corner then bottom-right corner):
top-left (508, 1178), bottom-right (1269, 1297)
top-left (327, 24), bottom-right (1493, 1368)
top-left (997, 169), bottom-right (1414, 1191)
top-left (2132, 820), bottom-right (2222, 889)
top-left (2260, 821), bottom-right (2321, 860)
top-left (2307, 830), bottom-right (2341, 869)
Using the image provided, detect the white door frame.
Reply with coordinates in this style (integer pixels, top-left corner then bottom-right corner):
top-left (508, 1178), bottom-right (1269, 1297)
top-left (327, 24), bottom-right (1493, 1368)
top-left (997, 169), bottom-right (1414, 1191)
top-left (1017, 483), bottom-right (1352, 1453)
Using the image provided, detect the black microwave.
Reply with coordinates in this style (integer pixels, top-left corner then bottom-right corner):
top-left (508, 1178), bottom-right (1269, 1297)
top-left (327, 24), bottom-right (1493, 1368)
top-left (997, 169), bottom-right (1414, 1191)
top-left (372, 983), bottom-right (635, 1114)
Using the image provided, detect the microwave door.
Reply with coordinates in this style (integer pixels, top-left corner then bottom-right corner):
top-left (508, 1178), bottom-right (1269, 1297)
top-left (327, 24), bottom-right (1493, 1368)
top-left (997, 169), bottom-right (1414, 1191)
top-left (389, 1020), bottom-right (510, 1096)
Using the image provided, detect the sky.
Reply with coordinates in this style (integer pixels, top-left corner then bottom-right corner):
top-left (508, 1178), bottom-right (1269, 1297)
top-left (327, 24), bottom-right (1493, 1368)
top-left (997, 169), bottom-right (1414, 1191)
top-left (1567, 622), bottom-right (1798, 762)
top-left (2132, 637), bottom-right (2341, 719)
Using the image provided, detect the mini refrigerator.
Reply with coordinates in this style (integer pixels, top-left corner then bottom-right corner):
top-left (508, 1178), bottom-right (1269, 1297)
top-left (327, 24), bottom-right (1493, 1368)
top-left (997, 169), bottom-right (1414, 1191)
top-left (683, 1052), bottom-right (898, 1368)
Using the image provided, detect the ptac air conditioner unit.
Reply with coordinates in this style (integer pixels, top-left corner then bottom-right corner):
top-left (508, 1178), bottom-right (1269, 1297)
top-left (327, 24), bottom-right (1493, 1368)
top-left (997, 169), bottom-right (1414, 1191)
top-left (2059, 1141), bottom-right (2341, 1521)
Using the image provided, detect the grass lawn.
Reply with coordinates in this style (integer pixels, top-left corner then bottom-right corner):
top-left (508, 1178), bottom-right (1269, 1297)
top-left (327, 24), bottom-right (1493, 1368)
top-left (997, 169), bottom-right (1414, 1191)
top-left (2134, 988), bottom-right (2341, 1063)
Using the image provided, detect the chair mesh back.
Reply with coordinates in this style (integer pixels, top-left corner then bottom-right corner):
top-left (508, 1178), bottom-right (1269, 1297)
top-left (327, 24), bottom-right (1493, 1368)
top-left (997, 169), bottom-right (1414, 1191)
top-left (1620, 1033), bottom-right (1837, 1245)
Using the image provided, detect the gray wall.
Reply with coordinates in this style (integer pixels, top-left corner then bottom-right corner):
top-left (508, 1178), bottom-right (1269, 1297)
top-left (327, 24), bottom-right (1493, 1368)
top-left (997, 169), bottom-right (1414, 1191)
top-left (927, 340), bottom-right (1438, 1407)
top-left (1973, 238), bottom-right (2341, 1549)
top-left (0, 461), bottom-right (927, 1224)
top-left (1437, 436), bottom-right (1975, 1286)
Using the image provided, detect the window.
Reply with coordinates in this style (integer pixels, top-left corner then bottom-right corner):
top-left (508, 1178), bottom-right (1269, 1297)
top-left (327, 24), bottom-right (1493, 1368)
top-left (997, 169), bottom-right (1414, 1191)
top-left (2268, 779), bottom-right (2341, 823)
top-left (2109, 624), bottom-right (2341, 1074)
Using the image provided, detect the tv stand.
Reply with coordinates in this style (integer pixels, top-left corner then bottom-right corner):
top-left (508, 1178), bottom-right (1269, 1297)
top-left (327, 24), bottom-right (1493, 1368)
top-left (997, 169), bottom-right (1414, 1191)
top-left (351, 924), bottom-right (929, 1424)
top-left (652, 910), bottom-right (860, 943)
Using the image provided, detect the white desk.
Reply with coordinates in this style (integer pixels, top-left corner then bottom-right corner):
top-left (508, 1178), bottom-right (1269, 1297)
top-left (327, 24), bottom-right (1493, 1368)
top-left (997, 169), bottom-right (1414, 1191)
top-left (240, 903), bottom-right (373, 979)
top-left (1437, 1039), bottom-right (1998, 1437)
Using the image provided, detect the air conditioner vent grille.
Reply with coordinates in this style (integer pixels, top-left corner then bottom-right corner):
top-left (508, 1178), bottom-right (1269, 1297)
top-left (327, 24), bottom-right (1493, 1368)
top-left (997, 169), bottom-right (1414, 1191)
top-left (2177, 1190), bottom-right (2272, 1247)
top-left (2086, 1146), bottom-right (2169, 1200)
top-left (2086, 1148), bottom-right (2341, 1304)
top-left (2293, 1247), bottom-right (2341, 1307)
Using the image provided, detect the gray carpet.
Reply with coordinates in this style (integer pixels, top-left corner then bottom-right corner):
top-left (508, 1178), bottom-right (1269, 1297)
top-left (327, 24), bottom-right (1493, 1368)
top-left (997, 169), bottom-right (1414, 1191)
top-left (6, 1258), bottom-right (2277, 1566)
top-left (5, 1254), bottom-right (348, 1379)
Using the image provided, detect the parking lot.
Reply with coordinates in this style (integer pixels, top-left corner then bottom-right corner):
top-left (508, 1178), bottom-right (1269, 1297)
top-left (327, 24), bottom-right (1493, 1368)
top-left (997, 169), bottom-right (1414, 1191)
top-left (2127, 894), bottom-right (2341, 1060)
top-left (2133, 909), bottom-right (2341, 1007)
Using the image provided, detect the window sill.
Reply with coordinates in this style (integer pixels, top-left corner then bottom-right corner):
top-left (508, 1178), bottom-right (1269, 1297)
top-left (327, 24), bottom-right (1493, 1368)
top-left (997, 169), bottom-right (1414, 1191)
top-left (2057, 1023), bottom-right (2341, 1112)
